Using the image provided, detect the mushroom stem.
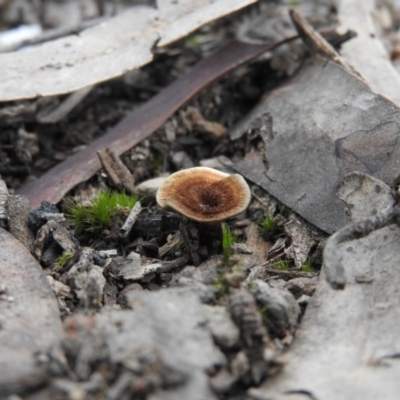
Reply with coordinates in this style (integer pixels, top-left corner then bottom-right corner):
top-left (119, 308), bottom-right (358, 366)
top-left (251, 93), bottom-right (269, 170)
top-left (196, 221), bottom-right (223, 254)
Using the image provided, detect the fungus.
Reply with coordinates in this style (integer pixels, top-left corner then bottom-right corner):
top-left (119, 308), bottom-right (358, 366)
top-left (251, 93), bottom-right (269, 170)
top-left (156, 167), bottom-right (251, 223)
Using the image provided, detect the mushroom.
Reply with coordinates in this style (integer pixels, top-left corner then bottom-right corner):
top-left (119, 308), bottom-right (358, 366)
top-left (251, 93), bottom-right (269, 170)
top-left (156, 167), bottom-right (251, 223)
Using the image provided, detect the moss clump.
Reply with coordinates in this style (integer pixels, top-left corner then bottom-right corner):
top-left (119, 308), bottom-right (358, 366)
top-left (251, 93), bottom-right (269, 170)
top-left (277, 259), bottom-right (289, 270)
top-left (54, 251), bottom-right (73, 271)
top-left (258, 213), bottom-right (280, 240)
top-left (221, 222), bottom-right (236, 263)
top-left (301, 259), bottom-right (313, 272)
top-left (212, 275), bottom-right (230, 296)
top-left (66, 190), bottom-right (137, 234)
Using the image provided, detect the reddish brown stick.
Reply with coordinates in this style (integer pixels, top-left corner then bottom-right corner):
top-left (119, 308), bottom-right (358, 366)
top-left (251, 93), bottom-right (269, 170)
top-left (18, 38), bottom-right (295, 209)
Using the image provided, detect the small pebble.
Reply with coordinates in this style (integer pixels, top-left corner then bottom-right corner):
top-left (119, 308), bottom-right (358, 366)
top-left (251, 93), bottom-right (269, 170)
top-left (135, 176), bottom-right (167, 198)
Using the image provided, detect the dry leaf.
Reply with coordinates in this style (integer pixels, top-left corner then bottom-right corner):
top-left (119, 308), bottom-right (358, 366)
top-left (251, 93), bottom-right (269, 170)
top-left (0, 0), bottom-right (256, 101)
top-left (224, 55), bottom-right (400, 233)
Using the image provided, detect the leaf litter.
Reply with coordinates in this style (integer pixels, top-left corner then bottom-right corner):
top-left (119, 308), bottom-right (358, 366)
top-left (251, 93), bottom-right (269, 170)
top-left (1, 1), bottom-right (400, 399)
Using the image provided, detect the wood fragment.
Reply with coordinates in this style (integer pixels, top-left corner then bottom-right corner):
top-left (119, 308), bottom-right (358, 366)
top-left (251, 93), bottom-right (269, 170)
top-left (160, 255), bottom-right (189, 273)
top-left (35, 220), bottom-right (78, 260)
top-left (251, 192), bottom-right (271, 208)
top-left (158, 233), bottom-right (183, 258)
top-left (120, 201), bottom-right (142, 238)
top-left (97, 148), bottom-right (135, 193)
top-left (99, 249), bottom-right (118, 257)
top-left (186, 106), bottom-right (227, 138)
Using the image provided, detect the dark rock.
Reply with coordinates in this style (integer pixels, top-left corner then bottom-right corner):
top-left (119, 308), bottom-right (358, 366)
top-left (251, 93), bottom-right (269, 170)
top-left (28, 200), bottom-right (60, 232)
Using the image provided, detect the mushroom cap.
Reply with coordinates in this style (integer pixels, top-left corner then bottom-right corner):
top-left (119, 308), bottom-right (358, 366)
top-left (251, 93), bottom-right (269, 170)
top-left (156, 167), bottom-right (251, 223)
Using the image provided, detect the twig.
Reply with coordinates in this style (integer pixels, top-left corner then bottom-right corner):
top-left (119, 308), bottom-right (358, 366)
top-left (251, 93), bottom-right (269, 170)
top-left (160, 255), bottom-right (189, 273)
top-left (120, 201), bottom-right (142, 238)
top-left (97, 148), bottom-right (135, 193)
top-left (289, 9), bottom-right (358, 76)
top-left (251, 191), bottom-right (270, 208)
top-left (179, 222), bottom-right (200, 267)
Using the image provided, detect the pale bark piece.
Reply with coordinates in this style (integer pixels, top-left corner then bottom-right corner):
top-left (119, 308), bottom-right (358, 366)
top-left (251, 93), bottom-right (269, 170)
top-left (249, 224), bottom-right (400, 400)
top-left (135, 176), bottom-right (167, 198)
top-left (0, 228), bottom-right (64, 396)
top-left (223, 55), bottom-right (400, 233)
top-left (337, 0), bottom-right (400, 107)
top-left (336, 172), bottom-right (396, 222)
top-left (0, 0), bottom-right (256, 102)
top-left (120, 201), bottom-right (142, 238)
top-left (116, 251), bottom-right (163, 282)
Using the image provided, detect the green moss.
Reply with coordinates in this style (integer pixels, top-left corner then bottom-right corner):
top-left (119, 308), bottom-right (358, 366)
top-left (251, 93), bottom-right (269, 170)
top-left (259, 305), bottom-right (268, 317)
top-left (221, 222), bottom-right (236, 263)
top-left (186, 35), bottom-right (201, 46)
top-left (259, 214), bottom-right (275, 232)
top-left (259, 305), bottom-right (269, 329)
top-left (258, 214), bottom-right (279, 239)
top-left (54, 251), bottom-right (73, 271)
top-left (247, 278), bottom-right (255, 289)
top-left (212, 275), bottom-right (230, 296)
top-left (149, 153), bottom-right (164, 175)
top-left (301, 259), bottom-right (313, 272)
top-left (66, 190), bottom-right (138, 234)
top-left (276, 259), bottom-right (290, 270)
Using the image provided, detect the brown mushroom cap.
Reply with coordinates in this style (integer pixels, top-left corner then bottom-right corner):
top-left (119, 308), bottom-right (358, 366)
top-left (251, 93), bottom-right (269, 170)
top-left (156, 167), bottom-right (251, 223)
